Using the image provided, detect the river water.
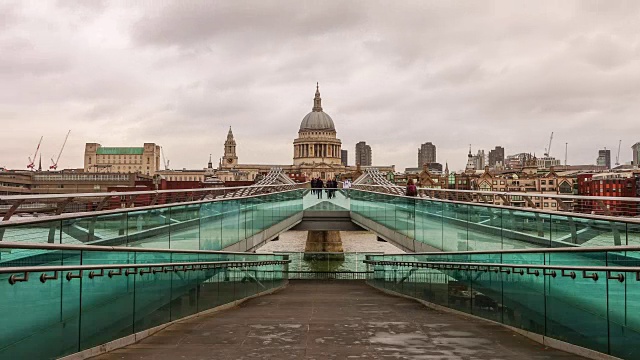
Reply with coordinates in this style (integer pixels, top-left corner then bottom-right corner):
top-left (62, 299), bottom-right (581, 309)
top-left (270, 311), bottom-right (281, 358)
top-left (256, 230), bottom-right (405, 254)
top-left (256, 230), bottom-right (405, 274)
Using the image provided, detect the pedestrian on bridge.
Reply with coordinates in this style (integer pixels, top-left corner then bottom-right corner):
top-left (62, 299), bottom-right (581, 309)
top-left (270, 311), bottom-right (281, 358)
top-left (327, 179), bottom-right (337, 199)
top-left (406, 179), bottom-right (417, 197)
top-left (316, 178), bottom-right (324, 199)
top-left (325, 179), bottom-right (331, 199)
top-left (405, 179), bottom-right (418, 220)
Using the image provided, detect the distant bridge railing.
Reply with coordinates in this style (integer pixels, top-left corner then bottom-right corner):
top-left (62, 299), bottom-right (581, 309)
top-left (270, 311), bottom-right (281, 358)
top-left (0, 182), bottom-right (308, 221)
top-left (276, 251), bottom-right (382, 280)
top-left (351, 183), bottom-right (640, 218)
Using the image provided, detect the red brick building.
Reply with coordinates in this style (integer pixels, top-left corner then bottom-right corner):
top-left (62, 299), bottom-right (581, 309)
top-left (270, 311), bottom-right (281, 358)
top-left (576, 173), bottom-right (640, 216)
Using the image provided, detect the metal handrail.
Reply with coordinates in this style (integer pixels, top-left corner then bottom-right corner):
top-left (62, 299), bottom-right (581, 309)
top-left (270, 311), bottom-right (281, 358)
top-left (348, 187), bottom-right (640, 224)
top-left (363, 259), bottom-right (637, 281)
top-left (0, 182), bottom-right (309, 222)
top-left (352, 183), bottom-right (640, 217)
top-left (273, 251), bottom-right (385, 255)
top-left (0, 241), bottom-right (287, 256)
top-left (354, 183), bottom-right (640, 203)
top-left (367, 245), bottom-right (640, 256)
top-left (0, 183), bottom-right (307, 202)
top-left (0, 185), bottom-right (305, 226)
top-left (1, 259), bottom-right (291, 284)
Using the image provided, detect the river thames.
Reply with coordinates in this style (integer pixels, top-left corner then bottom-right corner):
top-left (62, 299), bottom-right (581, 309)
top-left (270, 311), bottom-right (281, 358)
top-left (256, 230), bottom-right (405, 253)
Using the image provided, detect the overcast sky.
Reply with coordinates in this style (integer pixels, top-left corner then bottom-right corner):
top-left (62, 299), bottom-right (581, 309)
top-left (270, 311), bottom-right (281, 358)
top-left (2, 1), bottom-right (640, 172)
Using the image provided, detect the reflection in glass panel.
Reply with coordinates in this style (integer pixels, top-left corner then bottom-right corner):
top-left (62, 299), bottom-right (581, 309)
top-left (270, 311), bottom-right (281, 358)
top-left (0, 219), bottom-right (61, 246)
top-left (133, 252), bottom-right (172, 332)
top-left (501, 209), bottom-right (550, 249)
top-left (169, 204), bottom-right (201, 250)
top-left (0, 268), bottom-right (80, 359)
top-left (442, 203), bottom-right (468, 251)
top-left (127, 208), bottom-right (170, 248)
top-left (199, 202), bottom-right (222, 250)
top-left (466, 205), bottom-right (501, 251)
top-left (79, 251), bottom-right (134, 351)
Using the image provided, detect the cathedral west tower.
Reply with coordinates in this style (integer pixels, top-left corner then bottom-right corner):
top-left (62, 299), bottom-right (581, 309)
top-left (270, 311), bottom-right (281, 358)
top-left (222, 127), bottom-right (238, 168)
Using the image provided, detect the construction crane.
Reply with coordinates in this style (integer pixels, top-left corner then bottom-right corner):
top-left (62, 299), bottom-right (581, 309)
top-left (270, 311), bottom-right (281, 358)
top-left (161, 147), bottom-right (170, 170)
top-left (49, 130), bottom-right (71, 170)
top-left (544, 132), bottom-right (554, 157)
top-left (615, 139), bottom-right (622, 166)
top-left (27, 136), bottom-right (43, 170)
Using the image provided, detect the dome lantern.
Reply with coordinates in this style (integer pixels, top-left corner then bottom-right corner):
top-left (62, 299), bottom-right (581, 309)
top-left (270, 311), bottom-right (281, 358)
top-left (299, 83), bottom-right (336, 132)
top-left (312, 82), bottom-right (322, 112)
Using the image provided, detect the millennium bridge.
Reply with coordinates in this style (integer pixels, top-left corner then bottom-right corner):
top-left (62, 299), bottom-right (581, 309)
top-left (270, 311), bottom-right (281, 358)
top-left (1, 169), bottom-right (639, 359)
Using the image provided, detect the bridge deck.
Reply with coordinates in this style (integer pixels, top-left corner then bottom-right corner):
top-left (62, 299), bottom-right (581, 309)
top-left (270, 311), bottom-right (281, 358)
top-left (93, 281), bottom-right (583, 360)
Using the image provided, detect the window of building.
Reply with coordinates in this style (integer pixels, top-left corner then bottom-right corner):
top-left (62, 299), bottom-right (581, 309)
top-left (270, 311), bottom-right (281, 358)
top-left (559, 182), bottom-right (572, 194)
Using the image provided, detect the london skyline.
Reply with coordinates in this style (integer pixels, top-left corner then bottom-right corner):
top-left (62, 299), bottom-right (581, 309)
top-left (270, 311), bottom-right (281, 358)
top-left (2, 1), bottom-right (640, 172)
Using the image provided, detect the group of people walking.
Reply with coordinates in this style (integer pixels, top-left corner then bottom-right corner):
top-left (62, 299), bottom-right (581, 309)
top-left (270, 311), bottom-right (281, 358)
top-left (311, 178), bottom-right (339, 199)
top-left (310, 177), bottom-right (418, 200)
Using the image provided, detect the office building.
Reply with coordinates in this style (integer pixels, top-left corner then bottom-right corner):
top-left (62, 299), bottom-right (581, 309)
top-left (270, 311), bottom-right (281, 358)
top-left (355, 141), bottom-right (372, 166)
top-left (473, 150), bottom-right (485, 170)
top-left (341, 150), bottom-right (348, 166)
top-left (84, 143), bottom-right (161, 176)
top-left (633, 142), bottom-right (640, 167)
top-left (418, 142), bottom-right (436, 167)
top-left (488, 146), bottom-right (505, 167)
top-left (596, 149), bottom-right (611, 169)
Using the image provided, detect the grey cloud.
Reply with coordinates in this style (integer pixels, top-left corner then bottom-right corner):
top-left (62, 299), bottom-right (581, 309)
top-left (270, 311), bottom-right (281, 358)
top-left (569, 33), bottom-right (639, 70)
top-left (2, 1), bottom-right (640, 172)
top-left (0, 38), bottom-right (71, 77)
top-left (55, 0), bottom-right (107, 11)
top-left (132, 1), bottom-right (365, 48)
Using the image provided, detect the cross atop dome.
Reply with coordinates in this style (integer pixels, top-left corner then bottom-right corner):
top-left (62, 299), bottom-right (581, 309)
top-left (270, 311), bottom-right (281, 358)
top-left (313, 82), bottom-right (322, 112)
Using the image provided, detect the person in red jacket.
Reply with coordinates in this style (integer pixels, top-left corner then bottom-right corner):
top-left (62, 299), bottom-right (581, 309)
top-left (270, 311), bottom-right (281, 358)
top-left (406, 179), bottom-right (417, 197)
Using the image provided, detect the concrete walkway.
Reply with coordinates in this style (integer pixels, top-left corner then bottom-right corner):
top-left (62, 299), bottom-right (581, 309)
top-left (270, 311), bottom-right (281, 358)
top-left (93, 281), bottom-right (584, 360)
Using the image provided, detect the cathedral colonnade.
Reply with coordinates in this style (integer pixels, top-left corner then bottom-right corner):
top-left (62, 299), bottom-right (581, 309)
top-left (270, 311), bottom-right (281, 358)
top-left (294, 144), bottom-right (341, 159)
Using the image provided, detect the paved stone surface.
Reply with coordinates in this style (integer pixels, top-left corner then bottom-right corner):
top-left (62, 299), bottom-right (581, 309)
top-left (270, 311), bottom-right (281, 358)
top-left (93, 281), bottom-right (584, 359)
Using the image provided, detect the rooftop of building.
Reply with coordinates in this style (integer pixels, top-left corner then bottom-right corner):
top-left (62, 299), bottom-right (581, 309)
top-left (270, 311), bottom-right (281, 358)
top-left (96, 147), bottom-right (144, 155)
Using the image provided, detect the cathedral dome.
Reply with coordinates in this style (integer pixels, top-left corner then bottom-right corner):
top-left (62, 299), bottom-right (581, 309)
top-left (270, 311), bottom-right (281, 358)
top-left (299, 83), bottom-right (336, 132)
top-left (300, 111), bottom-right (335, 131)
